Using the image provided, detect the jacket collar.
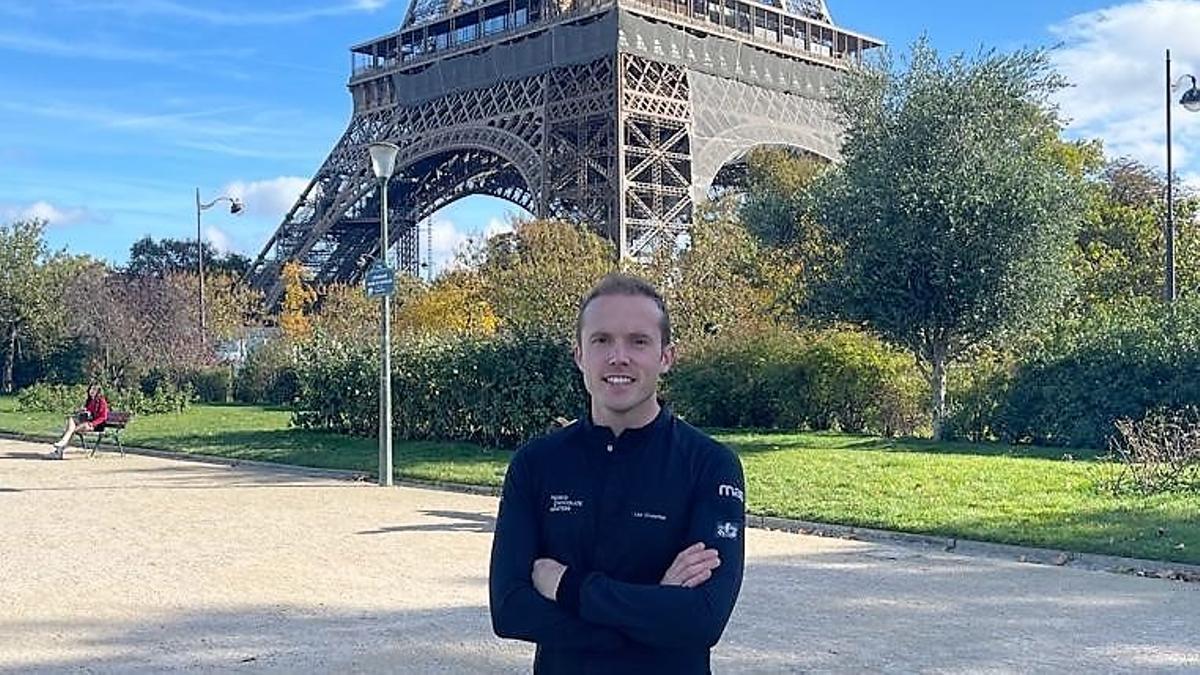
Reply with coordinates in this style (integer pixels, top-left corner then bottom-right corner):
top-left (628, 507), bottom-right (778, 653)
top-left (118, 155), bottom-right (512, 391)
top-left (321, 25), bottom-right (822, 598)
top-left (579, 403), bottom-right (672, 453)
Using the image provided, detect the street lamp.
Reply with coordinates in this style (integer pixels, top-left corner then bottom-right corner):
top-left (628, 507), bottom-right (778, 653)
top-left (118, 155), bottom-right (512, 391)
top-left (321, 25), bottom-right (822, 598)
top-left (1165, 50), bottom-right (1200, 302)
top-left (196, 189), bottom-right (244, 331)
top-left (368, 141), bottom-right (400, 487)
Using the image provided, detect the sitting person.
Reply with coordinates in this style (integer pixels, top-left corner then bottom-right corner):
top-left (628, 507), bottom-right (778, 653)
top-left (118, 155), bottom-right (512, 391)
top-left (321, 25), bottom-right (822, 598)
top-left (47, 383), bottom-right (109, 459)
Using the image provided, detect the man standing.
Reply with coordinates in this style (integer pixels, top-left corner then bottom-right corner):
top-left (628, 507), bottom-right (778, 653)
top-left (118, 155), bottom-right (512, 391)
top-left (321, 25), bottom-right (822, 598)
top-left (489, 273), bottom-right (746, 673)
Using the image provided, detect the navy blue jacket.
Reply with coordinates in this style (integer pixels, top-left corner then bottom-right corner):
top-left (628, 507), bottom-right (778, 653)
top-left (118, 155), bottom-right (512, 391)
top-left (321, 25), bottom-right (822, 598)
top-left (489, 408), bottom-right (746, 674)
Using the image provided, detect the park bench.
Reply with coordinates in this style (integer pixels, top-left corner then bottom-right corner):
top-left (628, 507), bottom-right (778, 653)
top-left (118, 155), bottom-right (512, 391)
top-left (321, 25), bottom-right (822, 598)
top-left (78, 411), bottom-right (133, 457)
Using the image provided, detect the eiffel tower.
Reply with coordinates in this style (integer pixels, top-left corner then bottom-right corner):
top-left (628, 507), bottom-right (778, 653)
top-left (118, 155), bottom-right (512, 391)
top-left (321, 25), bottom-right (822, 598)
top-left (247, 0), bottom-right (880, 304)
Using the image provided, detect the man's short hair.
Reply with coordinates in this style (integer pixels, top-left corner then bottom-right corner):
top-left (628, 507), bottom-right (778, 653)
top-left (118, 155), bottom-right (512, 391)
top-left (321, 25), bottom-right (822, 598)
top-left (575, 273), bottom-right (672, 347)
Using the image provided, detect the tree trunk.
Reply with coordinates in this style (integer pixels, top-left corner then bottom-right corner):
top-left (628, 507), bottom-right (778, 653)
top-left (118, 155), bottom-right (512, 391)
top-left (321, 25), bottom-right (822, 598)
top-left (929, 342), bottom-right (948, 441)
top-left (2, 324), bottom-right (16, 393)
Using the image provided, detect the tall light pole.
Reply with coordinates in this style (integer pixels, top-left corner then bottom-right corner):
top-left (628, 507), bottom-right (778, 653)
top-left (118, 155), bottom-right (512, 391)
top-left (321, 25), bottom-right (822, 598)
top-left (368, 142), bottom-right (401, 487)
top-left (196, 189), bottom-right (244, 330)
top-left (1165, 50), bottom-right (1200, 302)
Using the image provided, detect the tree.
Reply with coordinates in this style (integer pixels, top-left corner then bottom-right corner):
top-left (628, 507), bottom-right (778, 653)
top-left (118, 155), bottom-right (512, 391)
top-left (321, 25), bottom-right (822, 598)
top-left (199, 272), bottom-right (267, 342)
top-left (279, 261), bottom-right (317, 340)
top-left (395, 270), bottom-right (499, 336)
top-left (126, 236), bottom-right (250, 278)
top-left (802, 41), bottom-right (1085, 439)
top-left (1071, 157), bottom-right (1200, 307)
top-left (475, 219), bottom-right (615, 336)
top-left (66, 270), bottom-right (207, 387)
top-left (312, 281), bottom-right (388, 345)
top-left (0, 220), bottom-right (79, 392)
top-left (643, 201), bottom-right (777, 349)
top-left (737, 147), bottom-right (833, 319)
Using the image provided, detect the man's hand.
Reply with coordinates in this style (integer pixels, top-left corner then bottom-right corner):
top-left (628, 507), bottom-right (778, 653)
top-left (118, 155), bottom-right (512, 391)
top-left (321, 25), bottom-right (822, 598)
top-left (660, 542), bottom-right (720, 588)
top-left (532, 558), bottom-right (567, 601)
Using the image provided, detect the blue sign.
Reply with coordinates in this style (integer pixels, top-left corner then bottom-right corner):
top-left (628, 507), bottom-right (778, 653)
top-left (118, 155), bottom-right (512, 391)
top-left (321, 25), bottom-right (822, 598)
top-left (364, 262), bottom-right (395, 298)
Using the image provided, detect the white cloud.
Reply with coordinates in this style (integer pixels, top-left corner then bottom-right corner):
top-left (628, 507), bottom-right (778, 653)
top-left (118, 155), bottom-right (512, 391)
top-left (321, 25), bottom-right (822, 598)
top-left (205, 225), bottom-right (235, 254)
top-left (1, 200), bottom-right (98, 226)
top-left (422, 215), bottom-right (521, 276)
top-left (220, 177), bottom-right (310, 222)
top-left (428, 217), bottom-right (471, 274)
top-left (1051, 0), bottom-right (1200, 170)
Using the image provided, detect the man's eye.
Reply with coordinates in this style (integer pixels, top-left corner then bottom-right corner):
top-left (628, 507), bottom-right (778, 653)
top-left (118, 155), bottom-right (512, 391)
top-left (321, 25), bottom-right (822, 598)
top-left (592, 336), bottom-right (607, 344)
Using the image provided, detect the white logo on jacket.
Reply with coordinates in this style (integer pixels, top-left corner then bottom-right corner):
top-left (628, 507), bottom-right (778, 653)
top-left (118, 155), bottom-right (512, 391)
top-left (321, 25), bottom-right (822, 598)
top-left (716, 521), bottom-right (740, 539)
top-left (549, 494), bottom-right (583, 513)
top-left (718, 484), bottom-right (744, 502)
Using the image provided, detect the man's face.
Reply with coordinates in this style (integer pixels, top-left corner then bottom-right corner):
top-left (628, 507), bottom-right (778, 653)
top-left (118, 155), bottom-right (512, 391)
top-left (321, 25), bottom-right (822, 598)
top-left (573, 293), bottom-right (675, 426)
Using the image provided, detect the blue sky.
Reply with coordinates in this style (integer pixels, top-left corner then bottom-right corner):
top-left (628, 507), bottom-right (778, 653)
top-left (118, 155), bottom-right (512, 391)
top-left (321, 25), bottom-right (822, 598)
top-left (2, 0), bottom-right (1198, 272)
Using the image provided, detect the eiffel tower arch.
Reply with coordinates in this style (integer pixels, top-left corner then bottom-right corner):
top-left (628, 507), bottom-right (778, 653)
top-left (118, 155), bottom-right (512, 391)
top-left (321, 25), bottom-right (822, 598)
top-left (247, 0), bottom-right (881, 304)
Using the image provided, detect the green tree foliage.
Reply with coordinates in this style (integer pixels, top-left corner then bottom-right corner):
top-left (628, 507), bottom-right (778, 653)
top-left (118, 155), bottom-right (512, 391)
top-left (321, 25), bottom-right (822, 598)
top-left (970, 297), bottom-right (1200, 449)
top-left (0, 219), bottom-right (81, 392)
top-left (126, 236), bottom-right (250, 277)
top-left (475, 219), bottom-right (615, 337)
top-left (645, 203), bottom-right (777, 349)
top-left (800, 41), bottom-right (1085, 439)
top-left (1071, 157), bottom-right (1200, 307)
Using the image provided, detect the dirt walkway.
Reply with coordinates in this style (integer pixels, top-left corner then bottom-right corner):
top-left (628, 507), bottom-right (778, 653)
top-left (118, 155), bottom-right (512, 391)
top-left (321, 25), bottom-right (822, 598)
top-left (1, 438), bottom-right (1197, 673)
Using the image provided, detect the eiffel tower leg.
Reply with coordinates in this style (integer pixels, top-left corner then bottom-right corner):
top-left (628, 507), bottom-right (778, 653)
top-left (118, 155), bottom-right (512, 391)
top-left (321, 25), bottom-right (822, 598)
top-left (618, 54), bottom-right (694, 259)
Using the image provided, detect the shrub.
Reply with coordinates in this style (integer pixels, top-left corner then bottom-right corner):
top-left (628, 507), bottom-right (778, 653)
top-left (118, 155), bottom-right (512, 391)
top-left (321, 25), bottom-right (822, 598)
top-left (667, 328), bottom-right (927, 435)
top-left (235, 340), bottom-right (300, 405)
top-left (184, 367), bottom-right (234, 403)
top-left (17, 380), bottom-right (191, 415)
top-left (1102, 407), bottom-right (1200, 495)
top-left (944, 349), bottom-right (1015, 443)
top-left (292, 331), bottom-right (586, 448)
top-left (17, 383), bottom-right (90, 414)
top-left (993, 298), bottom-right (1200, 448)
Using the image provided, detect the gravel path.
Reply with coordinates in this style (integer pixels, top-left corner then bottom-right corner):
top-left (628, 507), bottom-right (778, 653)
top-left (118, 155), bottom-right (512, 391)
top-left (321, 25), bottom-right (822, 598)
top-left (1, 438), bottom-right (1197, 673)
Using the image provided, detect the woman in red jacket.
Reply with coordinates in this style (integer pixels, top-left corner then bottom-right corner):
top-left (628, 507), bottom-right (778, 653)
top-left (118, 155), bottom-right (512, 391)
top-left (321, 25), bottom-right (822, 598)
top-left (48, 383), bottom-right (108, 459)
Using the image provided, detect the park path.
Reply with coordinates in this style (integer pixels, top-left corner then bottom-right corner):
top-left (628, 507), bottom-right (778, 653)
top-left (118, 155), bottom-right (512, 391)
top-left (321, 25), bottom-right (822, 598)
top-left (1, 437), bottom-right (1197, 674)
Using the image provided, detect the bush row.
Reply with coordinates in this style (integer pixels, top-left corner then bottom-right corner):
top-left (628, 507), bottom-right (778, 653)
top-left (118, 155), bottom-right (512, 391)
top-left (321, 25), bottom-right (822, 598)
top-left (291, 332), bottom-right (586, 448)
top-left (288, 327), bottom-right (927, 446)
top-left (17, 380), bottom-right (192, 415)
top-left (667, 328), bottom-right (928, 435)
top-left (948, 298), bottom-right (1200, 449)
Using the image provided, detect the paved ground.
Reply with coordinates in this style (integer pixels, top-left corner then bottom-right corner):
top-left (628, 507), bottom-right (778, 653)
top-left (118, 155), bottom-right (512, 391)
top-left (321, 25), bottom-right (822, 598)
top-left (1, 438), bottom-right (1198, 674)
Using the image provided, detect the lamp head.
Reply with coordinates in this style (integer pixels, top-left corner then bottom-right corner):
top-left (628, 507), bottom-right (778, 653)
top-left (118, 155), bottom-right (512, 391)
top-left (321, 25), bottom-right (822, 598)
top-left (1182, 85), bottom-right (1200, 113)
top-left (368, 141), bottom-right (401, 180)
top-left (229, 198), bottom-right (244, 215)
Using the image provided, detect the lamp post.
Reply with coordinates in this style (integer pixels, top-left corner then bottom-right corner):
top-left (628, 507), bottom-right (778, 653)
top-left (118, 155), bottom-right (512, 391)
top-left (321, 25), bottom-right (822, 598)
top-left (195, 189), bottom-right (244, 331)
top-left (1165, 50), bottom-right (1200, 302)
top-left (368, 141), bottom-right (401, 487)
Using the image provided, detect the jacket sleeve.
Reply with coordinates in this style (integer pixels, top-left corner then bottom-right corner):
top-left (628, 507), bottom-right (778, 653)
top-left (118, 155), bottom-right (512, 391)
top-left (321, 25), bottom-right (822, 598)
top-left (488, 447), bottom-right (628, 650)
top-left (557, 443), bottom-right (746, 649)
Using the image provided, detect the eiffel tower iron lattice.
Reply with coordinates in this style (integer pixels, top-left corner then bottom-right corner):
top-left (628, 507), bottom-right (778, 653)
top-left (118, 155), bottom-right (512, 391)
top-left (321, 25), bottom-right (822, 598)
top-left (246, 0), bottom-right (881, 305)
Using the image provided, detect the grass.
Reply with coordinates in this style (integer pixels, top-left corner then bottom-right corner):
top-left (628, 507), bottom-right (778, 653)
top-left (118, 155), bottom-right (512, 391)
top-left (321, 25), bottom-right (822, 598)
top-left (2, 397), bottom-right (1196, 565)
top-left (0, 397), bottom-right (511, 487)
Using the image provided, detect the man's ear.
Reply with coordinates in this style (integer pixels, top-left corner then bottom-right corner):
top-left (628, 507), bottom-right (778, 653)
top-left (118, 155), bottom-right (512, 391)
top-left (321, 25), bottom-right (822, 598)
top-left (660, 343), bottom-right (677, 374)
top-left (573, 342), bottom-right (583, 372)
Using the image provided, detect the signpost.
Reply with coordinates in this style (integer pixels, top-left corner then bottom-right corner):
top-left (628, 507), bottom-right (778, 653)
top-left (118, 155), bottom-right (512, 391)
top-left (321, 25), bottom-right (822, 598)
top-left (364, 261), bottom-right (395, 298)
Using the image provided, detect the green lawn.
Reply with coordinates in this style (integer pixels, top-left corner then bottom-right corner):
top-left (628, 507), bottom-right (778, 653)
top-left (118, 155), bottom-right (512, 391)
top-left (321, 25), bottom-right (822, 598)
top-left (0, 397), bottom-right (511, 487)
top-left (2, 397), bottom-right (1196, 565)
